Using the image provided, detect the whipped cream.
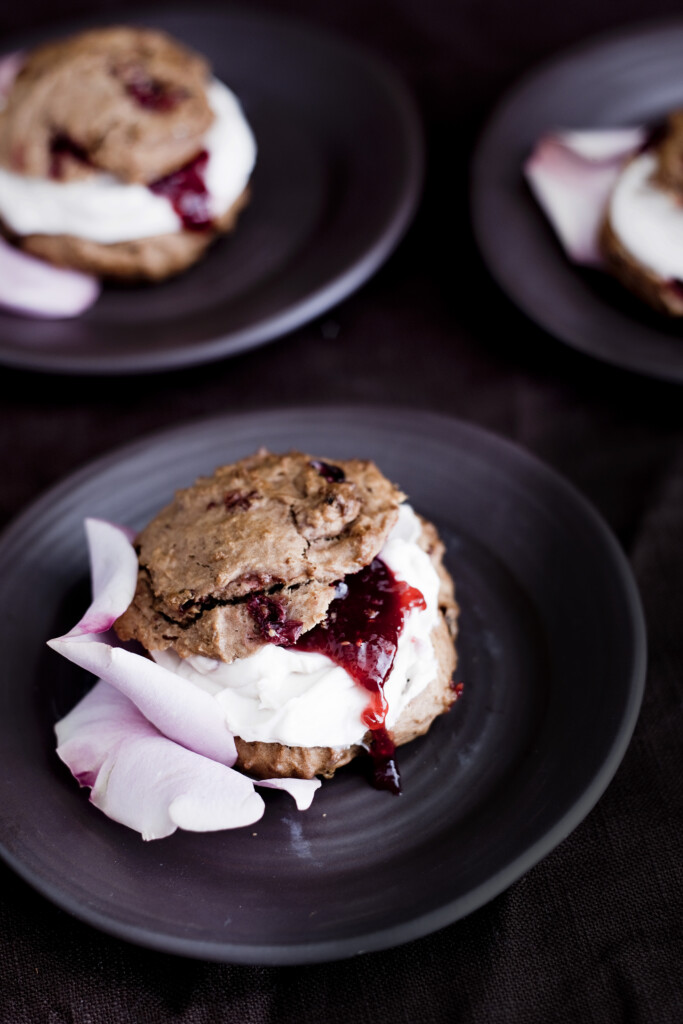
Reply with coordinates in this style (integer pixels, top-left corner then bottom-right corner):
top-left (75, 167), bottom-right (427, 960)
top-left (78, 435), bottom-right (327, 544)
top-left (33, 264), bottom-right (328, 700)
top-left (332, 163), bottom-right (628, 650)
top-left (152, 504), bottom-right (443, 749)
top-left (609, 151), bottom-right (683, 280)
top-left (0, 78), bottom-right (256, 244)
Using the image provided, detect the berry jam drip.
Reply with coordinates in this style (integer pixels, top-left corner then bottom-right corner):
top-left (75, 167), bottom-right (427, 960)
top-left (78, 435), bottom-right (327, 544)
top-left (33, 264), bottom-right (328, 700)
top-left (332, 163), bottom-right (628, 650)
top-left (149, 150), bottom-right (212, 230)
top-left (310, 460), bottom-right (346, 483)
top-left (290, 558), bottom-right (426, 794)
top-left (49, 134), bottom-right (91, 179)
top-left (368, 725), bottom-right (402, 795)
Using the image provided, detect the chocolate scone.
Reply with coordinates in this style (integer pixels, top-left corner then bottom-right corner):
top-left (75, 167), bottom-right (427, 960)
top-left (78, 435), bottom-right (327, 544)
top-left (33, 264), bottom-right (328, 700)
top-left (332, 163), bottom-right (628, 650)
top-left (0, 26), bottom-right (256, 281)
top-left (600, 112), bottom-right (683, 316)
top-left (115, 450), bottom-right (460, 783)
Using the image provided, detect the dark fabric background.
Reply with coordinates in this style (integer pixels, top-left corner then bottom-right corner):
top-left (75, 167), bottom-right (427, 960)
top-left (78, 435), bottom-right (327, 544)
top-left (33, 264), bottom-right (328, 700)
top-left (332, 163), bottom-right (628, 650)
top-left (0, 1), bottom-right (682, 1021)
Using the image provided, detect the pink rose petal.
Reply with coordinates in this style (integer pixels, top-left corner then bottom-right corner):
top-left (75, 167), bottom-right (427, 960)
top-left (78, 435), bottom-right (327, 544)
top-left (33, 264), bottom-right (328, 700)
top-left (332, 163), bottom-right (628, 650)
top-left (49, 518), bottom-right (238, 766)
top-left (49, 518), bottom-right (321, 838)
top-left (57, 681), bottom-right (264, 840)
top-left (256, 777), bottom-right (321, 810)
top-left (0, 236), bottom-right (101, 319)
top-left (49, 636), bottom-right (239, 767)
top-left (65, 519), bottom-right (138, 637)
top-left (524, 127), bottom-right (646, 265)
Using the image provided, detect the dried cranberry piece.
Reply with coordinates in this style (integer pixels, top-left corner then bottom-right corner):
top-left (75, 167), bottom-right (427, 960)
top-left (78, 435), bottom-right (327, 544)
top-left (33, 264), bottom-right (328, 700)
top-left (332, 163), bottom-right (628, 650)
top-left (310, 460), bottom-right (346, 483)
top-left (247, 595), bottom-right (303, 645)
top-left (123, 69), bottom-right (184, 112)
top-left (223, 490), bottom-right (258, 511)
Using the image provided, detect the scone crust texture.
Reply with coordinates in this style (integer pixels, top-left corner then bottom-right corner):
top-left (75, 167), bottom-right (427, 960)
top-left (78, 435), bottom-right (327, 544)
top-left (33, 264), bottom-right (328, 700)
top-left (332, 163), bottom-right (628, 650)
top-left (0, 26), bottom-right (213, 184)
top-left (234, 515), bottom-right (459, 780)
top-left (115, 451), bottom-right (406, 663)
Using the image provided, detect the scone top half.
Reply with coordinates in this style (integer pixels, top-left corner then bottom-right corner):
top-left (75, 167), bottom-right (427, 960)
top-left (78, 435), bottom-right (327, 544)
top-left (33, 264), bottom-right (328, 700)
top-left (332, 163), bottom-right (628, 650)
top-left (115, 451), bottom-right (406, 663)
top-left (0, 26), bottom-right (256, 281)
top-left (0, 27), bottom-right (214, 185)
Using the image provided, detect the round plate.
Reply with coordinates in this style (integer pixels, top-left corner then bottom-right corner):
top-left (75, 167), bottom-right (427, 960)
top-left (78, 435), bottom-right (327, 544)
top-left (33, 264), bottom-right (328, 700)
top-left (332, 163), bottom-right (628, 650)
top-left (472, 19), bottom-right (683, 382)
top-left (0, 407), bottom-right (645, 964)
top-left (0, 10), bottom-right (422, 375)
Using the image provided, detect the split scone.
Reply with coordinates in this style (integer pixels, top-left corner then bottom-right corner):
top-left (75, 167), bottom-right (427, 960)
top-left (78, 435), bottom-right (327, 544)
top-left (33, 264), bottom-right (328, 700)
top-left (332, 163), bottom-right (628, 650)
top-left (115, 450), bottom-right (459, 789)
top-left (600, 112), bottom-right (683, 316)
top-left (0, 26), bottom-right (255, 281)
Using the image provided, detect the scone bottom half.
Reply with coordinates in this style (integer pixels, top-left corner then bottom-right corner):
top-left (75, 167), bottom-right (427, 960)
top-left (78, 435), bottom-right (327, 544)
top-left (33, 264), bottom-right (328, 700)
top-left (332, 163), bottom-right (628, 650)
top-left (114, 450), bottom-right (461, 792)
top-left (0, 26), bottom-right (254, 281)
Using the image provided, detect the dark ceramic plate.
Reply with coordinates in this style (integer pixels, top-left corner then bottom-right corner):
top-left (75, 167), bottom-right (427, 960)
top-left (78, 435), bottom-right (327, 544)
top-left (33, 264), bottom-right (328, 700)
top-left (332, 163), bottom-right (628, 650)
top-left (472, 19), bottom-right (683, 382)
top-left (0, 408), bottom-right (645, 964)
top-left (0, 10), bottom-right (422, 375)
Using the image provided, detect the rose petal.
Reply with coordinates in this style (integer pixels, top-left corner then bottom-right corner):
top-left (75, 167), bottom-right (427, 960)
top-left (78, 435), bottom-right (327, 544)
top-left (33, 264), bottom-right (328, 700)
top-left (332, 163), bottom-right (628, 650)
top-left (256, 777), bottom-right (321, 810)
top-left (57, 681), bottom-right (264, 840)
top-left (0, 236), bottom-right (101, 319)
top-left (66, 518), bottom-right (138, 637)
top-left (56, 679), bottom-right (152, 783)
top-left (553, 128), bottom-right (646, 163)
top-left (48, 637), bottom-right (239, 768)
top-left (524, 128), bottom-right (646, 265)
top-left (50, 518), bottom-right (322, 838)
top-left (49, 518), bottom-right (239, 766)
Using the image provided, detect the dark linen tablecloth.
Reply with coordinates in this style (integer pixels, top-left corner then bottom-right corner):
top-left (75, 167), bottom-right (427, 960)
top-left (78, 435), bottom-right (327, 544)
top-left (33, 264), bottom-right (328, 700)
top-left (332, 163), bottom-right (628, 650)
top-left (0, 1), bottom-right (682, 1021)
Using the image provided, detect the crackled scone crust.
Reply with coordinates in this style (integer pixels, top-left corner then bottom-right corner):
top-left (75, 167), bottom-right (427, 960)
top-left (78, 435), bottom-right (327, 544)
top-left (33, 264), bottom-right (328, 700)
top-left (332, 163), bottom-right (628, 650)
top-left (4, 189), bottom-right (250, 281)
top-left (235, 515), bottom-right (459, 780)
top-left (115, 451), bottom-right (405, 662)
top-left (0, 26), bottom-right (213, 184)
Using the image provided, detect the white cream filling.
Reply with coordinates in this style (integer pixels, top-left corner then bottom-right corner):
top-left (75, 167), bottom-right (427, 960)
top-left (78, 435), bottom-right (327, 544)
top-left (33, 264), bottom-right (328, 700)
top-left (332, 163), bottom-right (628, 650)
top-left (152, 504), bottom-right (443, 749)
top-left (0, 78), bottom-right (256, 244)
top-left (609, 151), bottom-right (683, 280)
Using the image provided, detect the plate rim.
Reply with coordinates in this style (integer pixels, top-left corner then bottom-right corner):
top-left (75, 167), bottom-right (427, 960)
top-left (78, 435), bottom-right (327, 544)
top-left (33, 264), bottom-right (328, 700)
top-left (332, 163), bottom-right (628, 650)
top-left (0, 406), bottom-right (647, 963)
top-left (0, 7), bottom-right (424, 375)
top-left (470, 15), bottom-right (683, 384)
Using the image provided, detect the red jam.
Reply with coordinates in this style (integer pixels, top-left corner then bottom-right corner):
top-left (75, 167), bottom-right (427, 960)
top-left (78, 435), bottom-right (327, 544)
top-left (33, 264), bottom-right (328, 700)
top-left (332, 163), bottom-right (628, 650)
top-left (149, 150), bottom-right (212, 230)
top-left (290, 558), bottom-right (426, 793)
